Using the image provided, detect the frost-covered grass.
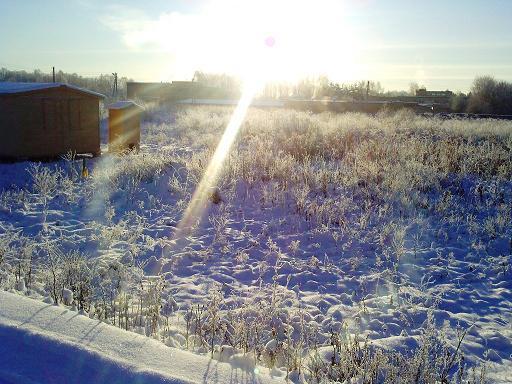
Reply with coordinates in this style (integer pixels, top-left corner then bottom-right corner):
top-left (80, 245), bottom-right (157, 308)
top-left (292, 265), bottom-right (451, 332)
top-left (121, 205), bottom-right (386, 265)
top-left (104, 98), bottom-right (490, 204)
top-left (1, 106), bottom-right (511, 383)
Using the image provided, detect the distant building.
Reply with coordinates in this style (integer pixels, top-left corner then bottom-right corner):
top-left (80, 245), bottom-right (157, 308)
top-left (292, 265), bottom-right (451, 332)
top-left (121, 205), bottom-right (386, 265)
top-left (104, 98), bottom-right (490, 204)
top-left (126, 81), bottom-right (203, 103)
top-left (0, 82), bottom-right (104, 159)
top-left (126, 82), bottom-right (172, 102)
top-left (368, 88), bottom-right (453, 110)
top-left (416, 88), bottom-right (453, 97)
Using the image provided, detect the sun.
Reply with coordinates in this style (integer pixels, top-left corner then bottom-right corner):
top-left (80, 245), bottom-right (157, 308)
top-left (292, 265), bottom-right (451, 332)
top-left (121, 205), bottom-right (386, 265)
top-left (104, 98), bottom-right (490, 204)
top-left (202, 0), bottom-right (360, 85)
top-left (123, 0), bottom-right (361, 86)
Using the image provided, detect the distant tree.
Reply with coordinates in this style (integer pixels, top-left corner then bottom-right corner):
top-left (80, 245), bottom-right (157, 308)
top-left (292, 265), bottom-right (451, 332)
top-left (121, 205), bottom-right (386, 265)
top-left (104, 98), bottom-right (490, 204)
top-left (313, 76), bottom-right (331, 99)
top-left (450, 92), bottom-right (469, 113)
top-left (316, 80), bottom-right (384, 101)
top-left (466, 75), bottom-right (512, 114)
top-left (294, 77), bottom-right (317, 99)
top-left (384, 90), bottom-right (409, 97)
top-left (192, 71), bottom-right (241, 98)
top-left (409, 82), bottom-right (422, 96)
top-left (191, 72), bottom-right (387, 101)
top-left (493, 80), bottom-right (512, 114)
top-left (466, 76), bottom-right (496, 114)
top-left (370, 81), bottom-right (384, 95)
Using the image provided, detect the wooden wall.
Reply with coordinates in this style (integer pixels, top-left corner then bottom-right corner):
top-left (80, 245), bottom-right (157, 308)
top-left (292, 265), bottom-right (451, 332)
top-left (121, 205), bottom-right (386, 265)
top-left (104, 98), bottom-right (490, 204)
top-left (108, 107), bottom-right (141, 153)
top-left (0, 88), bottom-right (101, 159)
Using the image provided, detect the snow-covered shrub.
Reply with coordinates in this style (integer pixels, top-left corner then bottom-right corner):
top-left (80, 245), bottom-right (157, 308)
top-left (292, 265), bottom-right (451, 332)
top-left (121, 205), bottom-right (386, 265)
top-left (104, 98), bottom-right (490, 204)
top-left (0, 188), bottom-right (28, 212)
top-left (28, 163), bottom-right (62, 206)
top-left (92, 259), bottom-right (131, 322)
top-left (60, 251), bottom-right (93, 310)
top-left (41, 242), bottom-right (64, 305)
top-left (62, 288), bottom-right (73, 305)
top-left (305, 313), bottom-right (487, 384)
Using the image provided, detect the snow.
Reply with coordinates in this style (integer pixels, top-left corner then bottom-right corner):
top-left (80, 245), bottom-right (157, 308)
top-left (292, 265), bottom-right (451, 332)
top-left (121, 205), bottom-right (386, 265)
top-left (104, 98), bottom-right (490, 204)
top-left (109, 100), bottom-right (144, 110)
top-left (264, 340), bottom-right (277, 353)
top-left (14, 279), bottom-right (25, 292)
top-left (0, 108), bottom-right (511, 383)
top-left (62, 287), bottom-right (73, 305)
top-left (0, 82), bottom-right (105, 98)
top-left (0, 291), bottom-right (283, 384)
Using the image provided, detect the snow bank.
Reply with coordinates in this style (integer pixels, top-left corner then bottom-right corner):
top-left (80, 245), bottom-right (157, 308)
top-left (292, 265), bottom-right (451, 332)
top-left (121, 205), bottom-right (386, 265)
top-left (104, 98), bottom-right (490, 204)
top-left (0, 291), bottom-right (282, 384)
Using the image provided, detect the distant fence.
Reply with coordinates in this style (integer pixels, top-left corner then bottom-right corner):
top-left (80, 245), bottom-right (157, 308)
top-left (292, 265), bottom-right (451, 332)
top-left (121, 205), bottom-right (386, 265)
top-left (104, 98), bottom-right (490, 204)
top-left (176, 98), bottom-right (512, 120)
top-left (177, 99), bottom-right (285, 107)
top-left (177, 99), bottom-right (426, 113)
top-left (433, 113), bottom-right (512, 121)
top-left (283, 100), bottom-right (426, 114)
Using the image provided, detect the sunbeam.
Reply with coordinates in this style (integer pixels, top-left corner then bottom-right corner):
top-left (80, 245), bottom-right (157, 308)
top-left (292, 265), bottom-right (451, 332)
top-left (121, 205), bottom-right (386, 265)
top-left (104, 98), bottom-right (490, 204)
top-left (173, 80), bottom-right (259, 238)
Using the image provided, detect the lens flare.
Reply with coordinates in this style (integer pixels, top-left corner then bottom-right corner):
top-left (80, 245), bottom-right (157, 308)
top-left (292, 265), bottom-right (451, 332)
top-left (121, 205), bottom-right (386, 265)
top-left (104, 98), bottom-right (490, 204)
top-left (265, 36), bottom-right (276, 48)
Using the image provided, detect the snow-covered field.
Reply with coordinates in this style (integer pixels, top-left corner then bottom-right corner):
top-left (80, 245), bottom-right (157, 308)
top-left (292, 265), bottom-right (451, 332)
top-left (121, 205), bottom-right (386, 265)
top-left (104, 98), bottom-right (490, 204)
top-left (0, 106), bottom-right (511, 383)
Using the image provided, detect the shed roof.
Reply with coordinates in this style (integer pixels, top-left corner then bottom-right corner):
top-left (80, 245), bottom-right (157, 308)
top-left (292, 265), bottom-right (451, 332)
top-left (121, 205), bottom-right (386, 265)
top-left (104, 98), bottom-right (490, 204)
top-left (109, 100), bottom-right (144, 110)
top-left (0, 82), bottom-right (106, 98)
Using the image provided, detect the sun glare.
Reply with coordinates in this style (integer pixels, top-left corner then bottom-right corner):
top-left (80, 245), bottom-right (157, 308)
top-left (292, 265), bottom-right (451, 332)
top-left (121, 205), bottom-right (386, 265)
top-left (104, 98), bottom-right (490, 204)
top-left (123, 0), bottom-right (360, 84)
top-left (205, 0), bottom-right (359, 84)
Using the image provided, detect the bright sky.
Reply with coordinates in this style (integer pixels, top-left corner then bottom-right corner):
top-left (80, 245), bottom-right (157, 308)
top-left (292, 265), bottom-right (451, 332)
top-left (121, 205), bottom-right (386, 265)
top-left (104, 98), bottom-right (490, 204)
top-left (1, 0), bottom-right (512, 92)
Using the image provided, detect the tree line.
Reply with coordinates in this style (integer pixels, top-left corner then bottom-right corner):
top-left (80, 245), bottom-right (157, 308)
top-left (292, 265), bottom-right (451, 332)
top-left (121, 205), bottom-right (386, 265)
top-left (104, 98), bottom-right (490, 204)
top-left (194, 71), bottom-right (512, 114)
top-left (0, 68), bottom-right (131, 100)
top-left (192, 71), bottom-right (413, 100)
top-left (3, 68), bottom-right (511, 114)
top-left (451, 76), bottom-right (512, 115)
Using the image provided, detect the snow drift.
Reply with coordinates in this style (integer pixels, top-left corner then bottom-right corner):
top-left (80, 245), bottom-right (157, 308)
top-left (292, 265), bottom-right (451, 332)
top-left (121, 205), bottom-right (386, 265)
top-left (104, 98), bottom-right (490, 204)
top-left (0, 291), bottom-right (282, 384)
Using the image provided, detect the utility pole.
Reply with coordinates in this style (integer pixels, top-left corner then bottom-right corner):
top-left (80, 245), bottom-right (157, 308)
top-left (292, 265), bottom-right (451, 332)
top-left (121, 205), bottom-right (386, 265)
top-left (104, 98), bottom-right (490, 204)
top-left (366, 80), bottom-right (370, 101)
top-left (52, 67), bottom-right (56, 83)
top-left (112, 72), bottom-right (118, 97)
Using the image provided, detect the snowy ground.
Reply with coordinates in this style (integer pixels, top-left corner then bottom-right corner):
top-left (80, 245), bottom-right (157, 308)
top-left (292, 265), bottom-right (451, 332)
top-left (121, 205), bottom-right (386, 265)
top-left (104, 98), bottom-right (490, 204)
top-left (0, 107), bottom-right (511, 382)
top-left (0, 291), bottom-right (282, 384)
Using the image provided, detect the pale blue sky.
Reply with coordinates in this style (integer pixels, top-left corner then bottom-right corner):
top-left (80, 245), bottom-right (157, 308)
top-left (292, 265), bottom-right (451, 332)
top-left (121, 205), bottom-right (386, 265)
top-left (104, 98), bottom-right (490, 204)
top-left (1, 0), bottom-right (511, 91)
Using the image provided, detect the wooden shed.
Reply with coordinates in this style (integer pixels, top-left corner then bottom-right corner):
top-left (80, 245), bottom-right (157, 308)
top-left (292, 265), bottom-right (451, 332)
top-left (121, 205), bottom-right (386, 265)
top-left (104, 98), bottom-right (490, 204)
top-left (0, 82), bottom-right (105, 160)
top-left (108, 101), bottom-right (144, 153)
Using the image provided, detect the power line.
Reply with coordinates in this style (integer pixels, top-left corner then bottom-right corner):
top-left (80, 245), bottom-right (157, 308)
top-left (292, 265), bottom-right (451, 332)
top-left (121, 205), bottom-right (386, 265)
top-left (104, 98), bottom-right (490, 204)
top-left (112, 72), bottom-right (118, 97)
